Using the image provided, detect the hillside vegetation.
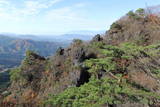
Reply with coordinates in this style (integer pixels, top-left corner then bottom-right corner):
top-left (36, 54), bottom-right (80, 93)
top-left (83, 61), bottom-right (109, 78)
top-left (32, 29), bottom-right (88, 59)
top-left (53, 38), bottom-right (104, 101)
top-left (1, 8), bottom-right (160, 107)
top-left (0, 36), bottom-right (65, 69)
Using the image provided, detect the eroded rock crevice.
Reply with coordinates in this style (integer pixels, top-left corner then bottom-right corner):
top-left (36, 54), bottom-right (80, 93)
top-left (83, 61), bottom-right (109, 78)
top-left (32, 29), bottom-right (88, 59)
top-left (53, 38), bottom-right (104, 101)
top-left (76, 71), bottom-right (90, 87)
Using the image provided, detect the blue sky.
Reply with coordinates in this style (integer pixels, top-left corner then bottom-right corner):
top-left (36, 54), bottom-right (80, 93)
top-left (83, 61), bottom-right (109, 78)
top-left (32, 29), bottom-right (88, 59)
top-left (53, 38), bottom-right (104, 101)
top-left (0, 0), bottom-right (160, 35)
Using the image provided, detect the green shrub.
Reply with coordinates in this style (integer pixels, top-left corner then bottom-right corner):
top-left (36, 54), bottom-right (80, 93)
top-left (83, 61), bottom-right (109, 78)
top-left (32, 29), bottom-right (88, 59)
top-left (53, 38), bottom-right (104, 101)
top-left (101, 45), bottom-right (124, 58)
top-left (144, 44), bottom-right (160, 57)
top-left (152, 69), bottom-right (160, 78)
top-left (110, 22), bottom-right (121, 29)
top-left (90, 42), bottom-right (104, 49)
top-left (23, 50), bottom-right (37, 65)
top-left (152, 69), bottom-right (160, 74)
top-left (9, 67), bottom-right (21, 81)
top-left (85, 57), bottom-right (117, 74)
top-left (44, 77), bottom-right (160, 107)
top-left (127, 11), bottom-right (135, 17)
top-left (136, 8), bottom-right (145, 16)
top-left (127, 10), bottom-right (140, 19)
top-left (72, 39), bottom-right (83, 46)
top-left (120, 42), bottom-right (144, 56)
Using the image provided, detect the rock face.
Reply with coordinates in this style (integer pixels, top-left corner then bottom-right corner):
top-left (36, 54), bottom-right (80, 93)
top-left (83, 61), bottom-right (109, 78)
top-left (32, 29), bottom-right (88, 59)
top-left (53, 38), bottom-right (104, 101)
top-left (56, 47), bottom-right (64, 55)
top-left (92, 34), bottom-right (103, 42)
top-left (1, 9), bottom-right (160, 107)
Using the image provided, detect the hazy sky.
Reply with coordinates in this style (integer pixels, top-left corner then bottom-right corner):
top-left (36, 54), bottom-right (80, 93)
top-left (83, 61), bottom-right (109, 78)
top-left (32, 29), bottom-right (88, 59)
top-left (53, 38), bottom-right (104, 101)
top-left (0, 0), bottom-right (160, 35)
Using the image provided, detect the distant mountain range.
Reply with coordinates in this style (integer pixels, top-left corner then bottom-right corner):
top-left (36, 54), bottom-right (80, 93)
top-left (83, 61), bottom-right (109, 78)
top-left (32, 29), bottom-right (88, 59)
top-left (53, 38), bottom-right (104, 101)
top-left (67, 30), bottom-right (105, 35)
top-left (0, 35), bottom-right (64, 69)
top-left (0, 33), bottom-right (96, 69)
top-left (0, 31), bottom-right (99, 42)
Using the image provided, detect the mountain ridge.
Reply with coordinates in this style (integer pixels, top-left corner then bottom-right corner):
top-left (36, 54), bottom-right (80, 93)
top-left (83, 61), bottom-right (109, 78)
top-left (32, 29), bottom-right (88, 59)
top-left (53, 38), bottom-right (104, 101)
top-left (0, 35), bottom-right (67, 69)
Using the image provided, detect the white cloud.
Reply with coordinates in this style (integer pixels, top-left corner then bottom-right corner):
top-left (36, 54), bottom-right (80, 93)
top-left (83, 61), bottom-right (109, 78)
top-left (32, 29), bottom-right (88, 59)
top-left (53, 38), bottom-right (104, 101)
top-left (0, 0), bottom-right (9, 5)
top-left (0, 0), bottom-right (63, 20)
top-left (45, 2), bottom-right (89, 24)
top-left (46, 7), bottom-right (79, 21)
top-left (48, 0), bottom-right (63, 6)
top-left (21, 1), bottom-right (47, 15)
top-left (74, 3), bottom-right (87, 8)
top-left (22, 0), bottom-right (63, 15)
top-left (0, 0), bottom-right (103, 34)
top-left (0, 0), bottom-right (88, 23)
top-left (44, 4), bottom-right (105, 32)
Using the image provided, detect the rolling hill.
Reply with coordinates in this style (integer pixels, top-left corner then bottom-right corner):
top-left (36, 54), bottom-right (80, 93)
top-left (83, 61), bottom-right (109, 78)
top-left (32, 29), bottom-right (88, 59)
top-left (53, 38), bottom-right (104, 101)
top-left (0, 35), bottom-right (67, 69)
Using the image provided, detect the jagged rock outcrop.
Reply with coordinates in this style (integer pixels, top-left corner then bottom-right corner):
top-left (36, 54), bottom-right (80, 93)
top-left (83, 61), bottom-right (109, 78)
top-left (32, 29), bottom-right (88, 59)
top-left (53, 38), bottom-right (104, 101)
top-left (92, 34), bottom-right (103, 42)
